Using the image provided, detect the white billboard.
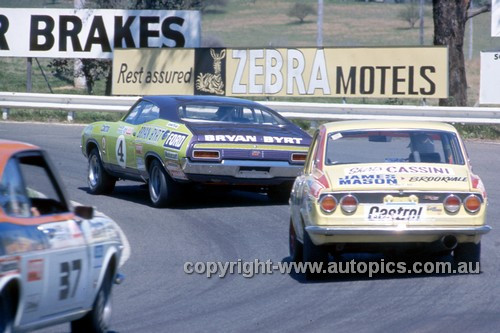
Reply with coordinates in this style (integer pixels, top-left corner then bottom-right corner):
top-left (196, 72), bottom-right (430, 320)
top-left (479, 51), bottom-right (500, 104)
top-left (0, 9), bottom-right (201, 59)
top-left (493, 0), bottom-right (500, 37)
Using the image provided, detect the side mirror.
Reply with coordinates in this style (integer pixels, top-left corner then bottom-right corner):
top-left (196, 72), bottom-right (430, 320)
top-left (74, 205), bottom-right (94, 220)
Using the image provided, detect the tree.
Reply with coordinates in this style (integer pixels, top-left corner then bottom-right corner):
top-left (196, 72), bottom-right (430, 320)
top-left (287, 3), bottom-right (315, 23)
top-left (399, 0), bottom-right (419, 29)
top-left (432, 0), bottom-right (490, 106)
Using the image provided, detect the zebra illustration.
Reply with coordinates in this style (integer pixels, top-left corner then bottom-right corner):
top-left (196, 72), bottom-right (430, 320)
top-left (196, 49), bottom-right (226, 95)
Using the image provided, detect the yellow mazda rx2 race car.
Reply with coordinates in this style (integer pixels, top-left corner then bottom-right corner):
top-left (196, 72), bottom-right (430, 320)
top-left (289, 121), bottom-right (491, 273)
top-left (81, 95), bottom-right (311, 207)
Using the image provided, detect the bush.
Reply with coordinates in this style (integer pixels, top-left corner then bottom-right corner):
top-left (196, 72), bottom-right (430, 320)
top-left (287, 3), bottom-right (316, 23)
top-left (398, 0), bottom-right (419, 29)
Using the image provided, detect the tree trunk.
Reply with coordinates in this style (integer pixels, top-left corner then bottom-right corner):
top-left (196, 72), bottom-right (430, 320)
top-left (432, 0), bottom-right (469, 106)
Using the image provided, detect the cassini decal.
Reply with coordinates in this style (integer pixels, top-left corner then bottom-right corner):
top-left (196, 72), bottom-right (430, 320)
top-left (204, 134), bottom-right (303, 144)
top-left (345, 165), bottom-right (454, 176)
top-left (339, 174), bottom-right (397, 185)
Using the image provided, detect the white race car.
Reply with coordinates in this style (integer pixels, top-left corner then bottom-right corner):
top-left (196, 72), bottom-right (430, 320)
top-left (0, 140), bottom-right (124, 333)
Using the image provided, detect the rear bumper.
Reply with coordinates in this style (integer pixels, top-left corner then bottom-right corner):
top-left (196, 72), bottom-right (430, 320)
top-left (181, 158), bottom-right (303, 180)
top-left (305, 225), bottom-right (492, 236)
top-left (305, 225), bottom-right (492, 246)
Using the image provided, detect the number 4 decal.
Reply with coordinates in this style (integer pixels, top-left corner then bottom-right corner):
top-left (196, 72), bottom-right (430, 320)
top-left (59, 259), bottom-right (82, 300)
top-left (116, 135), bottom-right (127, 168)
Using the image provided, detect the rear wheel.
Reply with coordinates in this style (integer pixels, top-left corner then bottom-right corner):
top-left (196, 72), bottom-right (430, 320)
top-left (303, 228), bottom-right (329, 280)
top-left (88, 148), bottom-right (116, 194)
top-left (148, 159), bottom-right (178, 207)
top-left (71, 267), bottom-right (113, 333)
top-left (289, 220), bottom-right (303, 263)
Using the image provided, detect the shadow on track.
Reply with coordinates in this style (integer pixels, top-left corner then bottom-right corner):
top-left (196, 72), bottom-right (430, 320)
top-left (79, 184), bottom-right (287, 209)
top-left (281, 253), bottom-right (474, 284)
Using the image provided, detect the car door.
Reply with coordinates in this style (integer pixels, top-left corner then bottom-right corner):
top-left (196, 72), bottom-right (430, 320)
top-left (12, 152), bottom-right (91, 322)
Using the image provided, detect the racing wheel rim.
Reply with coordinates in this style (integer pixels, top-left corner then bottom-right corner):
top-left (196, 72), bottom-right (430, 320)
top-left (88, 154), bottom-right (100, 189)
top-left (149, 165), bottom-right (162, 202)
top-left (96, 282), bottom-right (112, 331)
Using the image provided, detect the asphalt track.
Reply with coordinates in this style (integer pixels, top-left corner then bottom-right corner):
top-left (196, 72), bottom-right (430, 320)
top-left (1, 122), bottom-right (500, 333)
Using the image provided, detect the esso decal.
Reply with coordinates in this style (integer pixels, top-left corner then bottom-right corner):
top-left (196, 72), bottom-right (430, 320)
top-left (115, 135), bottom-right (127, 168)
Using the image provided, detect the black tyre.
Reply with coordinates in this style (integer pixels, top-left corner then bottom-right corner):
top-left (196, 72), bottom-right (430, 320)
top-left (0, 291), bottom-right (14, 333)
top-left (268, 183), bottom-right (293, 203)
top-left (71, 268), bottom-right (113, 333)
top-left (289, 220), bottom-right (303, 263)
top-left (454, 242), bottom-right (481, 266)
top-left (302, 228), bottom-right (329, 280)
top-left (88, 148), bottom-right (116, 194)
top-left (148, 159), bottom-right (178, 208)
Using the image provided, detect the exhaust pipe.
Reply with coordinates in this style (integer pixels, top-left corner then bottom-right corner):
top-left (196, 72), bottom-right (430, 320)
top-left (426, 235), bottom-right (458, 253)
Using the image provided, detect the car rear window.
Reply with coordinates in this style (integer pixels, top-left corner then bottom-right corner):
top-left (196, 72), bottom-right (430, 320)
top-left (177, 104), bottom-right (286, 125)
top-left (325, 130), bottom-right (465, 165)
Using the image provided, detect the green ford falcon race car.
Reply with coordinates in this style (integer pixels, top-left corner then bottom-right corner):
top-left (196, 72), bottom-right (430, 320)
top-left (81, 96), bottom-right (311, 207)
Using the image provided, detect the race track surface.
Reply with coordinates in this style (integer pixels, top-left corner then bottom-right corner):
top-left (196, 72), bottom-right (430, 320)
top-left (1, 122), bottom-right (499, 333)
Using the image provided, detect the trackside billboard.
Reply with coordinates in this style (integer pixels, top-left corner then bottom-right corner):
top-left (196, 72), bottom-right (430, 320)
top-left (479, 51), bottom-right (500, 104)
top-left (493, 0), bottom-right (500, 37)
top-left (0, 9), bottom-right (201, 58)
top-left (112, 47), bottom-right (448, 99)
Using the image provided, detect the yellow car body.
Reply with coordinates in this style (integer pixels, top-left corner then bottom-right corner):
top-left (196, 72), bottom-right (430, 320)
top-left (289, 120), bottom-right (491, 267)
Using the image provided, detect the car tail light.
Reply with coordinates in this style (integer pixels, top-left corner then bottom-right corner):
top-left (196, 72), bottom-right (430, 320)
top-left (443, 194), bottom-right (461, 214)
top-left (193, 150), bottom-right (220, 159)
top-left (319, 195), bottom-right (337, 214)
top-left (291, 153), bottom-right (307, 162)
top-left (464, 195), bottom-right (481, 214)
top-left (340, 194), bottom-right (358, 214)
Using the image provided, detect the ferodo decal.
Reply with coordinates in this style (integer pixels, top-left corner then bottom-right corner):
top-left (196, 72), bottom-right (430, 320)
top-left (345, 165), bottom-right (454, 176)
top-left (409, 176), bottom-right (467, 183)
top-left (204, 134), bottom-right (303, 144)
top-left (164, 132), bottom-right (188, 150)
top-left (339, 174), bottom-right (397, 185)
top-left (116, 135), bottom-right (127, 168)
top-left (366, 205), bottom-right (425, 221)
top-left (136, 126), bottom-right (169, 143)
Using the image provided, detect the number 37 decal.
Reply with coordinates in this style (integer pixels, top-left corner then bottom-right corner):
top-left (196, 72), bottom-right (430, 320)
top-left (59, 259), bottom-right (82, 300)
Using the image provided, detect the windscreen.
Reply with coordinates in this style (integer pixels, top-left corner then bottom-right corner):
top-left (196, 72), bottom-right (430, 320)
top-left (325, 130), bottom-right (465, 165)
top-left (177, 104), bottom-right (286, 125)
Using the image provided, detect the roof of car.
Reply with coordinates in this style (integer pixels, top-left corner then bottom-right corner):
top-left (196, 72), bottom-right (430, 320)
top-left (0, 140), bottom-right (39, 154)
top-left (321, 120), bottom-right (459, 133)
top-left (142, 95), bottom-right (265, 108)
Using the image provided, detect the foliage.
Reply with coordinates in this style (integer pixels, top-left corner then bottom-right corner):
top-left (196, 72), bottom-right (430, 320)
top-left (398, 0), bottom-right (419, 29)
top-left (287, 2), bottom-right (316, 23)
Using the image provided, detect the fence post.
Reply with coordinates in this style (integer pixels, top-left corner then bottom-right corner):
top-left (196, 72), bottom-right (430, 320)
top-left (67, 111), bottom-right (75, 122)
top-left (2, 108), bottom-right (9, 120)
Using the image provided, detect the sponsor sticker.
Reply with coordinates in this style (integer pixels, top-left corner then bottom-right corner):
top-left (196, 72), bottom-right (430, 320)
top-left (166, 162), bottom-right (188, 180)
top-left (167, 122), bottom-right (180, 129)
top-left (365, 204), bottom-right (425, 221)
top-left (25, 294), bottom-right (41, 313)
top-left (94, 245), bottom-right (104, 259)
top-left (204, 134), bottom-right (303, 144)
top-left (339, 174), bottom-right (397, 185)
top-left (136, 126), bottom-right (169, 143)
top-left (27, 259), bottom-right (44, 282)
top-left (100, 124), bottom-right (110, 133)
top-left (164, 132), bottom-right (188, 150)
top-left (164, 150), bottom-right (179, 160)
top-left (136, 157), bottom-right (146, 170)
top-left (0, 257), bottom-right (20, 277)
top-left (409, 176), bottom-right (467, 183)
top-left (345, 165), bottom-right (455, 176)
